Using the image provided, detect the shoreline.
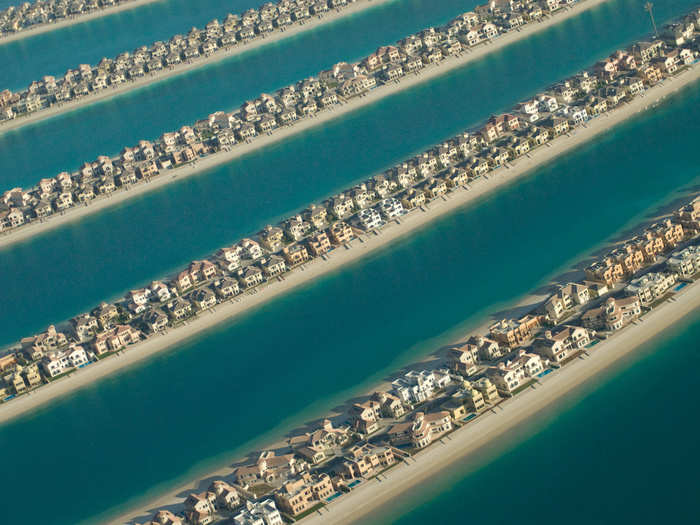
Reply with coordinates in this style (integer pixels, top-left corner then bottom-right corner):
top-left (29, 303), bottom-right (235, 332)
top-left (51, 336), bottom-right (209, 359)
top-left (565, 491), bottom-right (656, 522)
top-left (1, 63), bottom-right (698, 427)
top-left (0, 0), bottom-right (396, 133)
top-left (301, 279), bottom-right (700, 525)
top-left (0, 0), bottom-right (161, 46)
top-left (0, 0), bottom-right (610, 249)
top-left (109, 238), bottom-right (700, 524)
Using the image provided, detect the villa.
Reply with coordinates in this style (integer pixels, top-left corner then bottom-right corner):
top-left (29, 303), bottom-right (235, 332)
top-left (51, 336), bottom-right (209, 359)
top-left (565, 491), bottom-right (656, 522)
top-left (447, 344), bottom-right (479, 376)
top-left (667, 245), bottom-right (700, 277)
top-left (461, 385), bottom-right (486, 412)
top-left (274, 472), bottom-right (334, 517)
top-left (234, 451), bottom-right (305, 485)
top-left (339, 444), bottom-right (395, 480)
top-left (624, 272), bottom-right (677, 304)
top-left (488, 315), bottom-right (542, 348)
top-left (474, 377), bottom-right (500, 404)
top-left (544, 282), bottom-right (591, 322)
top-left (41, 343), bottom-right (88, 378)
top-left (388, 410), bottom-right (452, 449)
top-left (233, 500), bottom-right (283, 525)
top-left (533, 325), bottom-right (591, 363)
top-left (487, 350), bottom-right (544, 395)
top-left (582, 296), bottom-right (641, 331)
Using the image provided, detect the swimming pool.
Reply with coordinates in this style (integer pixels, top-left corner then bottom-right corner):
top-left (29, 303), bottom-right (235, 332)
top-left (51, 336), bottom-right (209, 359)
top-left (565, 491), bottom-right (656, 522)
top-left (537, 369), bottom-right (553, 378)
top-left (674, 282), bottom-right (688, 291)
top-left (326, 492), bottom-right (342, 502)
top-left (348, 480), bottom-right (361, 488)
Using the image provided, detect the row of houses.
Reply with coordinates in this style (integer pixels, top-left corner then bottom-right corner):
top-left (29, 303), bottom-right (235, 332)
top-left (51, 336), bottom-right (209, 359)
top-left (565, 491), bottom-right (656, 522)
top-left (0, 0), bottom-right (564, 226)
top-left (137, 493), bottom-right (283, 525)
top-left (4, 3), bottom-right (700, 235)
top-left (2, 0), bottom-right (591, 122)
top-left (0, 0), bottom-right (132, 36)
top-left (133, 198), bottom-right (700, 524)
top-left (4, 9), bottom-right (700, 398)
top-left (584, 218), bottom-right (688, 287)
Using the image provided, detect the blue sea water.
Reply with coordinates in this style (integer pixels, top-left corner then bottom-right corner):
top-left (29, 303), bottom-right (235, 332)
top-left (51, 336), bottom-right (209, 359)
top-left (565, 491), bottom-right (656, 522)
top-left (0, 0), bottom-right (277, 89)
top-left (0, 76), bottom-right (698, 525)
top-left (365, 310), bottom-right (700, 525)
top-left (0, 0), bottom-right (696, 350)
top-left (0, 0), bottom-right (470, 185)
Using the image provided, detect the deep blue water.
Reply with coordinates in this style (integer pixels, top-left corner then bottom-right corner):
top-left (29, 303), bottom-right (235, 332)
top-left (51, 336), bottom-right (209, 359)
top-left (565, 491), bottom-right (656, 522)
top-left (0, 75), bottom-right (698, 525)
top-left (0, 0), bottom-right (696, 350)
top-left (367, 310), bottom-right (700, 525)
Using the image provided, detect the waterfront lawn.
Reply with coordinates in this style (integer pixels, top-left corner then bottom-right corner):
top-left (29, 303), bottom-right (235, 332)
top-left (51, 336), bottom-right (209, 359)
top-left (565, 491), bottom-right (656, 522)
top-left (560, 350), bottom-right (585, 366)
top-left (511, 379), bottom-right (536, 396)
top-left (249, 483), bottom-right (273, 498)
top-left (290, 502), bottom-right (325, 521)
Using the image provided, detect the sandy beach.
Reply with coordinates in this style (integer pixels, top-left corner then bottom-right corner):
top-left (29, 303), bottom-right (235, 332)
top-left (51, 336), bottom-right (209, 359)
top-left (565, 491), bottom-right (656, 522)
top-left (0, 0), bottom-right (612, 250)
top-left (2, 57), bottom-right (699, 428)
top-left (108, 252), bottom-right (700, 524)
top-left (0, 0), bottom-right (395, 133)
top-left (0, 0), bottom-right (161, 46)
top-left (301, 279), bottom-right (700, 525)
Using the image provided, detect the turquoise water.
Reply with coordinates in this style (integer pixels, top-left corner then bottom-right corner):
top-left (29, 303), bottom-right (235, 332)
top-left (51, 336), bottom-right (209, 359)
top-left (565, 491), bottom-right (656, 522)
top-left (0, 0), bottom-right (470, 186)
top-left (366, 310), bottom-right (700, 525)
top-left (0, 0), bottom-right (690, 189)
top-left (0, 0), bottom-right (271, 89)
top-left (0, 77), bottom-right (698, 525)
top-left (1, 0), bottom-right (695, 350)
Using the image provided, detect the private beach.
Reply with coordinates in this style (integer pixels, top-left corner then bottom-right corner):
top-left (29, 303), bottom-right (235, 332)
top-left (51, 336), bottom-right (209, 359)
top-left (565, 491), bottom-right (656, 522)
top-left (2, 61), bottom-right (698, 427)
top-left (109, 230), bottom-right (700, 524)
top-left (300, 279), bottom-right (700, 525)
top-left (0, 0), bottom-right (161, 46)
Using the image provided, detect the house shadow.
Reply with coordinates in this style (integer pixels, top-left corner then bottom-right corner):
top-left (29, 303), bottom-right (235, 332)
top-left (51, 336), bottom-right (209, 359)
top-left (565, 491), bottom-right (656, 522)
top-left (126, 192), bottom-right (699, 523)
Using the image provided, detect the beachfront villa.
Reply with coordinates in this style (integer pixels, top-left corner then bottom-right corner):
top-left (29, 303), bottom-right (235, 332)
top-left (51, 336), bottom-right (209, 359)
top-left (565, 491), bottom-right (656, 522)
top-left (387, 410), bottom-right (452, 449)
top-left (487, 350), bottom-right (544, 395)
top-left (624, 272), bottom-right (677, 305)
top-left (41, 343), bottom-right (88, 378)
top-left (447, 344), bottom-right (479, 376)
top-left (339, 444), bottom-right (395, 480)
top-left (235, 451), bottom-right (306, 486)
top-left (391, 369), bottom-right (452, 406)
top-left (667, 245), bottom-right (700, 277)
top-left (582, 296), bottom-right (641, 332)
top-left (533, 325), bottom-right (591, 363)
top-left (544, 282), bottom-right (591, 322)
top-left (474, 377), bottom-right (500, 404)
top-left (274, 472), bottom-right (334, 517)
top-left (233, 499), bottom-right (283, 525)
top-left (489, 315), bottom-right (542, 348)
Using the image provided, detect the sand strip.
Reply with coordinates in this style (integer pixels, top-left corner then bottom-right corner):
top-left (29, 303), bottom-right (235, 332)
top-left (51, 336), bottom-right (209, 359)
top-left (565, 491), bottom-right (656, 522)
top-left (301, 280), bottom-right (700, 525)
top-left (0, 0), bottom-right (612, 250)
top-left (1, 63), bottom-right (698, 427)
top-left (0, 0), bottom-right (161, 46)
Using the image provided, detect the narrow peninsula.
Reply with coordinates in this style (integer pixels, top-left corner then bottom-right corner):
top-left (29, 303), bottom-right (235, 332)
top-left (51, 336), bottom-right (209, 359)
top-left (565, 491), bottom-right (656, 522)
top-left (0, 0), bottom-right (396, 131)
top-left (114, 192), bottom-right (700, 525)
top-left (2, 9), bottom-right (700, 426)
top-left (0, 0), bottom-right (631, 248)
top-left (0, 0), bottom-right (607, 136)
